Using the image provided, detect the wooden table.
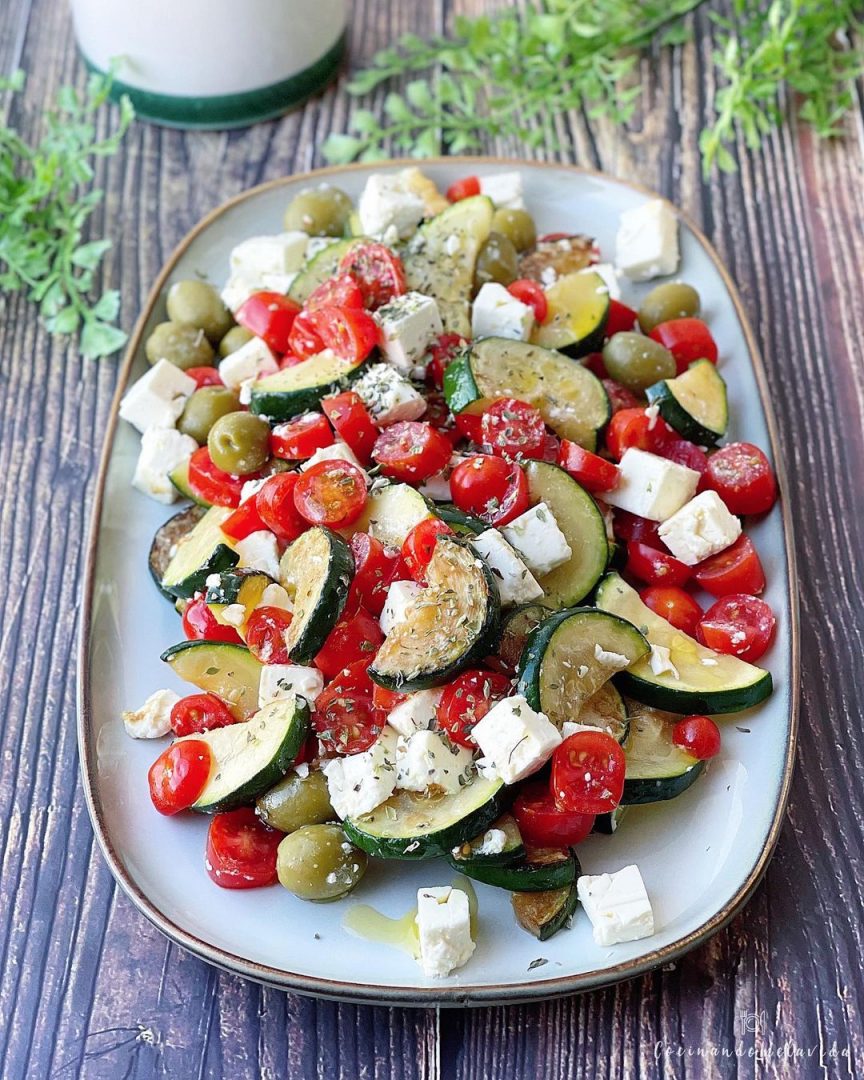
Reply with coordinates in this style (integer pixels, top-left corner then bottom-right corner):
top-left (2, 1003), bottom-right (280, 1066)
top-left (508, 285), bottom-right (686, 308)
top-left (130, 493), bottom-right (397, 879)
top-left (2, 1), bottom-right (863, 1076)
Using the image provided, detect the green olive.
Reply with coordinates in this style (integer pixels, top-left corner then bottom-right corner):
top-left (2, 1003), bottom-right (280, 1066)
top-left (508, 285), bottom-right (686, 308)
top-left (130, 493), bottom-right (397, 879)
top-left (491, 208), bottom-right (537, 253)
top-left (276, 824), bottom-right (367, 902)
top-left (207, 412), bottom-right (271, 475)
top-left (177, 386), bottom-right (241, 444)
top-left (166, 280), bottom-right (234, 344)
top-left (218, 325), bottom-right (254, 358)
top-left (145, 321), bottom-right (215, 370)
top-left (637, 282), bottom-right (701, 332)
top-left (283, 186), bottom-right (353, 237)
top-left (256, 770), bottom-right (334, 833)
top-left (473, 232), bottom-right (519, 290)
top-left (603, 332), bottom-right (677, 393)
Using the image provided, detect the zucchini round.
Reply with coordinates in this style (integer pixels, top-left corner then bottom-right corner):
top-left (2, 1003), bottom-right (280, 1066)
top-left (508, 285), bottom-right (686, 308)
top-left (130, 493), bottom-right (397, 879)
top-left (168, 459), bottom-right (212, 506)
top-left (249, 351), bottom-right (368, 422)
top-left (449, 844), bottom-right (578, 893)
top-left (532, 271), bottom-right (609, 357)
top-left (343, 482), bottom-right (434, 549)
top-left (160, 506), bottom-right (239, 599)
top-left (279, 526), bottom-right (354, 665)
top-left (148, 504), bottom-right (206, 601)
top-left (205, 568), bottom-right (275, 633)
top-left (498, 602), bottom-right (548, 671)
top-left (288, 239), bottom-right (360, 305)
top-left (574, 681), bottom-right (629, 744)
top-left (621, 702), bottom-right (705, 805)
top-left (512, 875), bottom-right (581, 941)
top-left (646, 358), bottom-right (728, 445)
top-left (161, 640), bottom-right (263, 719)
top-left (435, 503), bottom-right (488, 537)
top-left (448, 813), bottom-right (524, 868)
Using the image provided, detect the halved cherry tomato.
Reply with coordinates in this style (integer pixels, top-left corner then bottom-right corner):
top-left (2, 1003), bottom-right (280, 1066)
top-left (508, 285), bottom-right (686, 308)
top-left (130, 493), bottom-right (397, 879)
top-left (220, 496), bottom-right (268, 541)
top-left (348, 533), bottom-right (400, 616)
top-left (557, 440), bottom-right (619, 493)
top-left (605, 408), bottom-right (674, 461)
top-left (401, 519), bottom-right (455, 583)
top-left (185, 366), bottom-right (223, 389)
top-left (182, 597), bottom-right (243, 644)
top-left (436, 669), bottom-right (512, 749)
top-left (372, 421), bottom-right (452, 484)
top-left (148, 740), bottom-right (211, 816)
top-left (293, 460), bottom-right (368, 528)
top-left (313, 607), bottom-right (384, 679)
top-left (236, 292), bottom-right (301, 354)
top-left (287, 309), bottom-right (325, 360)
top-left (703, 443), bottom-right (777, 516)
top-left (672, 715), bottom-right (721, 760)
top-left (602, 378), bottom-right (641, 415)
top-left (605, 298), bottom-right (638, 337)
top-left (612, 509), bottom-right (664, 548)
top-left (694, 535), bottom-right (765, 597)
top-left (170, 693), bottom-right (236, 736)
top-left (313, 695), bottom-right (381, 755)
top-left (450, 455), bottom-right (529, 526)
top-left (447, 175), bottom-right (480, 202)
top-left (306, 273), bottom-right (364, 312)
top-left (507, 280), bottom-right (548, 323)
top-left (480, 398), bottom-right (547, 460)
top-left (697, 593), bottom-right (775, 662)
top-left (424, 391), bottom-right (457, 445)
top-left (312, 304), bottom-right (379, 364)
top-left (321, 391), bottom-right (379, 464)
top-left (649, 318), bottom-right (718, 373)
top-left (339, 242), bottom-right (406, 310)
top-left (551, 730), bottom-right (626, 814)
top-left (371, 683), bottom-right (406, 713)
top-left (453, 411), bottom-right (485, 444)
top-left (640, 585), bottom-right (703, 637)
top-left (245, 606), bottom-right (294, 665)
top-left (427, 333), bottom-right (467, 389)
top-left (205, 807), bottom-right (282, 889)
top-left (270, 412), bottom-right (334, 460)
top-left (316, 659), bottom-right (375, 712)
top-left (187, 446), bottom-right (247, 507)
top-left (256, 473), bottom-right (308, 543)
top-left (512, 782), bottom-right (595, 847)
top-left (626, 541), bottom-right (691, 588)
top-left (659, 437), bottom-right (709, 475)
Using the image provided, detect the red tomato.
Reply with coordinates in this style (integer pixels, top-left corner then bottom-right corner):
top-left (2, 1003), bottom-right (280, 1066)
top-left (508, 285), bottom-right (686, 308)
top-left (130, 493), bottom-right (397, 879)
top-left (236, 292), bottom-right (301, 353)
top-left (372, 422), bottom-right (452, 484)
top-left (427, 333), bottom-right (467, 389)
top-left (507, 279), bottom-right (548, 323)
top-left (321, 391), bottom-right (379, 464)
top-left (447, 175), bottom-right (480, 202)
top-left (182, 597), bottom-right (243, 644)
top-left (170, 693), bottom-right (236, 736)
top-left (605, 408), bottom-right (674, 461)
top-left (551, 730), bottom-right (626, 814)
top-left (480, 398), bottom-right (547, 460)
top-left (316, 659), bottom-right (375, 712)
top-left (557, 440), bottom-right (619, 493)
top-left (245, 606), bottom-right (294, 665)
top-left (641, 585), bottom-right (703, 637)
top-left (401, 519), bottom-right (454, 582)
top-left (694, 535), bottom-right (766, 597)
top-left (450, 455), bottom-right (529, 526)
top-left (424, 391), bottom-right (457, 445)
top-left (649, 318), bottom-right (718, 373)
top-left (306, 272), bottom-right (364, 312)
top-left (148, 740), bottom-right (211, 816)
top-left (312, 304), bottom-right (379, 364)
top-left (256, 473), bottom-right (307, 543)
top-left (371, 683), bottom-right (406, 713)
top-left (672, 715), bottom-right (721, 760)
top-left (612, 509), bottom-right (665, 548)
top-left (205, 807), bottom-right (282, 889)
top-left (339, 242), bottom-right (406, 310)
top-left (314, 607), bottom-right (384, 679)
top-left (541, 433), bottom-right (561, 463)
top-left (293, 460), bottom-right (368, 528)
top-left (583, 352), bottom-right (608, 379)
top-left (348, 533), bottom-right (400, 616)
top-left (626, 541), bottom-right (691, 588)
top-left (659, 437), bottom-right (709, 475)
top-left (703, 443), bottom-right (777, 515)
top-left (605, 298), bottom-right (638, 337)
top-left (220, 497), bottom-right (268, 541)
top-left (602, 378), bottom-right (641, 415)
top-left (287, 309), bottom-right (325, 360)
top-left (185, 366), bottom-right (223, 388)
top-left (436, 669), bottom-right (512, 749)
top-left (187, 447), bottom-right (247, 508)
top-left (453, 411), bottom-right (485, 444)
top-left (270, 413), bottom-right (334, 460)
top-left (313, 695), bottom-right (381, 755)
top-left (512, 782), bottom-right (595, 847)
top-left (697, 594), bottom-right (775, 662)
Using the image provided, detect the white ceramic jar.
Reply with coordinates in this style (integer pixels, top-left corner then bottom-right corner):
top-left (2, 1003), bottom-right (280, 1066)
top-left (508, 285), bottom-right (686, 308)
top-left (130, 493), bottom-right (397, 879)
top-left (70, 0), bottom-right (346, 129)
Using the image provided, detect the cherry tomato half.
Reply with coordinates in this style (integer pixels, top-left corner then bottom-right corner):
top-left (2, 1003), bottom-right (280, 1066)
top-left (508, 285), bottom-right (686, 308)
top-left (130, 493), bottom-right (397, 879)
top-left (348, 533), bottom-right (400, 616)
top-left (313, 607), bottom-right (384, 680)
top-left (557, 440), bottom-right (619, 493)
top-left (612, 509), bottom-right (665, 548)
top-left (450, 455), bottom-right (529, 526)
top-left (401, 519), bottom-right (454, 582)
top-left (182, 597), bottom-right (243, 644)
top-left (306, 272), bottom-right (364, 312)
top-left (185, 366), bottom-right (223, 389)
top-left (512, 782), bottom-right (595, 847)
top-left (321, 391), bottom-right (380, 464)
top-left (604, 298), bottom-right (639, 337)
top-left (551, 730), bottom-right (626, 814)
top-left (703, 442), bottom-right (778, 516)
top-left (187, 446), bottom-right (247, 508)
top-left (313, 694), bottom-right (381, 755)
top-left (220, 496), bottom-right (268, 542)
top-left (507, 279), bottom-right (548, 323)
top-left (427, 333), bottom-right (467, 390)
top-left (293, 460), bottom-right (368, 528)
top-left (270, 412), bottom-right (334, 460)
top-left (640, 585), bottom-right (703, 637)
top-left (245, 606), bottom-right (294, 665)
top-left (287, 309), bottom-right (325, 360)
top-left (694, 534), bottom-right (766, 597)
top-left (447, 175), bottom-right (480, 202)
top-left (312, 304), bottom-right (379, 365)
top-left (436, 669), bottom-right (512, 749)
top-left (170, 693), bottom-right (236, 736)
top-left (672, 715), bottom-right (721, 760)
top-left (605, 408), bottom-right (674, 461)
top-left (372, 421), bottom-right (452, 484)
top-left (256, 473), bottom-right (308, 543)
top-left (626, 541), bottom-right (691, 588)
top-left (453, 411), bottom-right (485, 444)
top-left (659, 437), bottom-right (709, 476)
top-left (205, 807), bottom-right (282, 889)
top-left (339, 242), bottom-right (406, 310)
top-left (316, 659), bottom-right (375, 712)
top-left (697, 593), bottom-right (775, 663)
top-left (480, 398), bottom-right (546, 460)
top-left (649, 318), bottom-right (718, 373)
top-left (602, 378), bottom-right (641, 416)
top-left (148, 740), bottom-right (211, 816)
top-left (236, 292), bottom-right (301, 354)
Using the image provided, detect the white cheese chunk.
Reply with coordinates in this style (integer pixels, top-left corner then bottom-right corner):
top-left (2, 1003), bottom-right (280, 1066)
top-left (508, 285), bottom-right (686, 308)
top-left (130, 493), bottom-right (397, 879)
top-left (132, 426), bottom-right (197, 504)
top-left (119, 359), bottom-right (196, 433)
top-left (471, 695), bottom-right (562, 784)
top-left (230, 232), bottom-right (308, 279)
top-left (615, 199), bottom-right (680, 281)
top-left (258, 664), bottom-right (324, 708)
top-left (478, 171), bottom-right (525, 210)
top-left (577, 864), bottom-right (655, 946)
top-left (419, 454), bottom-right (468, 502)
top-left (379, 580), bottom-right (424, 636)
top-left (395, 730), bottom-right (474, 794)
top-left (122, 689), bottom-right (178, 739)
top-left (220, 603), bottom-right (246, 628)
top-left (474, 828), bottom-right (507, 856)
top-left (374, 292), bottom-right (444, 375)
top-left (240, 477), bottom-right (268, 504)
top-left (560, 721), bottom-right (600, 740)
top-left (322, 727), bottom-right (399, 819)
top-left (358, 173), bottom-right (425, 239)
top-left (218, 336), bottom-right (278, 391)
top-left (602, 448), bottom-right (700, 522)
top-left (415, 886), bottom-right (475, 977)
top-left (351, 363), bottom-right (426, 426)
top-left (235, 530), bottom-right (280, 579)
top-left (471, 282), bottom-right (534, 342)
top-left (594, 644), bottom-right (631, 670)
top-left (657, 490), bottom-right (743, 566)
top-left (387, 688), bottom-right (443, 739)
top-left (259, 582), bottom-right (292, 612)
top-left (500, 502), bottom-right (572, 578)
top-left (649, 644), bottom-right (679, 679)
top-left (258, 271), bottom-right (298, 295)
top-left (221, 275), bottom-right (259, 314)
top-left (470, 529), bottom-right (544, 606)
top-left (298, 439), bottom-right (369, 483)
top-left (580, 261), bottom-right (621, 301)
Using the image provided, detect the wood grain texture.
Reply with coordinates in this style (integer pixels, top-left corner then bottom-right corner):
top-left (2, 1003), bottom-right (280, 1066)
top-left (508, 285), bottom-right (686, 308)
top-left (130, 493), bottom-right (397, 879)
top-left (0, 1), bottom-right (862, 1078)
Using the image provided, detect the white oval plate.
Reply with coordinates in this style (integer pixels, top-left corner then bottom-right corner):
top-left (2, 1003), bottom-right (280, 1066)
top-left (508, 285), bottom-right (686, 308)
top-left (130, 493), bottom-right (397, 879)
top-left (78, 161), bottom-right (798, 1005)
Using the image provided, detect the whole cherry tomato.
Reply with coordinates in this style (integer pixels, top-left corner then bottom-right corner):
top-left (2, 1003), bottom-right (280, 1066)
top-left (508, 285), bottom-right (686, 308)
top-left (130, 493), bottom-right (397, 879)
top-left (550, 730), bottom-right (626, 814)
top-left (450, 455), bottom-right (529, 526)
top-left (436, 669), bottom-right (512, 749)
top-left (640, 585), bottom-right (703, 637)
top-left (672, 715), bottom-right (721, 760)
top-left (626, 541), bottom-right (691, 588)
top-left (170, 693), bottom-right (236, 736)
top-left (513, 782), bottom-right (595, 847)
top-left (148, 740), bottom-right (211, 816)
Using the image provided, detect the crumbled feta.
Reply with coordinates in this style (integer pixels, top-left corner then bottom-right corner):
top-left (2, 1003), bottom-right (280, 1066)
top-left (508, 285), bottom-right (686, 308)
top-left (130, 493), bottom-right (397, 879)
top-left (387, 688), bottom-right (443, 739)
top-left (119, 359), bottom-right (196, 433)
top-left (379, 580), bottom-right (424, 636)
top-left (122, 689), bottom-right (178, 739)
top-left (220, 603), bottom-right (246, 628)
top-left (351, 363), bottom-right (427, 426)
top-left (235, 531), bottom-right (281, 579)
top-left (358, 173), bottom-right (425, 240)
top-left (478, 172), bottom-right (525, 210)
top-left (132, 426), bottom-right (197, 504)
top-left (560, 721), bottom-right (600, 740)
top-left (577, 865), bottom-right (655, 946)
top-left (649, 644), bottom-right (679, 679)
top-left (602, 448), bottom-right (700, 522)
top-left (240, 477), bottom-right (268, 504)
top-left (616, 199), bottom-right (679, 281)
top-left (658, 490), bottom-right (742, 566)
top-left (218, 336), bottom-right (278, 391)
top-left (471, 695), bottom-right (562, 784)
top-left (474, 828), bottom-right (507, 856)
top-left (500, 502), bottom-right (572, 578)
top-left (322, 727), bottom-right (399, 818)
top-left (299, 440), bottom-right (369, 482)
top-left (258, 664), bottom-right (324, 708)
top-left (594, 644), bottom-right (631, 670)
top-left (581, 262), bottom-right (621, 301)
top-left (471, 282), bottom-right (534, 342)
top-left (415, 886), bottom-right (475, 977)
top-left (375, 292), bottom-right (444, 375)
top-left (229, 232), bottom-right (308, 279)
top-left (475, 756), bottom-right (500, 783)
top-left (470, 529), bottom-right (544, 606)
top-left (259, 582), bottom-right (292, 611)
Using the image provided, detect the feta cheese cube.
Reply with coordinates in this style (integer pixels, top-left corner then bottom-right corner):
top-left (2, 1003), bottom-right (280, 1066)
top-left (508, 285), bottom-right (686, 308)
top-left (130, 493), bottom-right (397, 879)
top-left (471, 282), bottom-right (534, 342)
top-left (351, 363), bottom-right (427, 426)
top-left (122, 689), bottom-right (178, 739)
top-left (230, 232), bottom-right (308, 279)
top-left (594, 644), bottom-right (631, 670)
top-left (419, 454), bottom-right (468, 502)
top-left (658, 490), bottom-right (742, 566)
top-left (616, 199), bottom-right (679, 281)
top-left (221, 275), bottom-right (258, 314)
top-left (399, 166), bottom-right (449, 217)
top-left (387, 688), bottom-right (443, 739)
top-left (471, 529), bottom-right (544, 606)
top-left (258, 664), bottom-right (324, 708)
top-left (358, 173), bottom-right (425, 239)
top-left (218, 336), bottom-right (278, 391)
top-left (478, 172), bottom-right (525, 210)
top-left (235, 531), bottom-right (281, 579)
top-left (602, 448), bottom-right (700, 522)
top-left (577, 864), bottom-right (655, 946)
top-left (119, 359), bottom-right (196, 433)
top-left (132, 426), bottom-right (197, 504)
top-left (649, 644), bottom-right (679, 679)
top-left (580, 261), bottom-right (621, 301)
top-left (322, 727), bottom-right (398, 819)
top-left (375, 293), bottom-right (444, 375)
top-left (220, 604), bottom-right (246, 627)
top-left (471, 695), bottom-right (562, 784)
top-left (379, 580), bottom-right (423, 636)
top-left (258, 271), bottom-right (298, 295)
top-left (395, 730), bottom-right (474, 794)
top-left (299, 439), bottom-right (369, 483)
top-left (500, 502), bottom-right (572, 578)
top-left (415, 886), bottom-right (475, 977)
